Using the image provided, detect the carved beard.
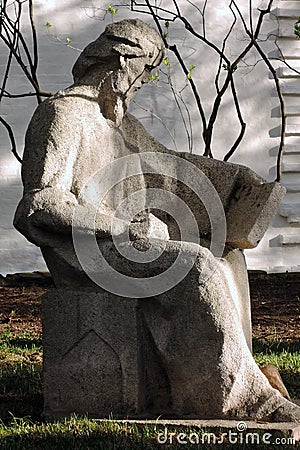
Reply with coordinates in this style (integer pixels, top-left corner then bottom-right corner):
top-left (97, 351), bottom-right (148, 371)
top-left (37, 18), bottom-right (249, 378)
top-left (97, 74), bottom-right (124, 126)
top-left (98, 62), bottom-right (150, 126)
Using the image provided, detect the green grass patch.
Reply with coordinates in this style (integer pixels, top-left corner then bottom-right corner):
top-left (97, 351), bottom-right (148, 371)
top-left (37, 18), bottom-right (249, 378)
top-left (0, 329), bottom-right (43, 421)
top-left (0, 416), bottom-right (297, 449)
top-left (253, 338), bottom-right (300, 398)
top-left (0, 417), bottom-right (161, 450)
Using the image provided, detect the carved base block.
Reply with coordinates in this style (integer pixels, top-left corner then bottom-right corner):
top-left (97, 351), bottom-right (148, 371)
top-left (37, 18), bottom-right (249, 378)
top-left (42, 283), bottom-right (300, 422)
top-left (42, 291), bottom-right (140, 418)
top-left (42, 275), bottom-right (253, 419)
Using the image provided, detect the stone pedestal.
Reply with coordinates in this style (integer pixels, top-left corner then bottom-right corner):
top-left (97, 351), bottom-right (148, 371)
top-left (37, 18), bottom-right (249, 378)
top-left (42, 291), bottom-right (140, 418)
top-left (42, 256), bottom-right (253, 420)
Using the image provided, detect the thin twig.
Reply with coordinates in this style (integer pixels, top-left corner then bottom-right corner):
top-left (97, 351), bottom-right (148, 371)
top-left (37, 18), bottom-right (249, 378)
top-left (0, 31), bottom-right (40, 94)
top-left (249, 0), bottom-right (253, 36)
top-left (232, 0), bottom-right (284, 181)
top-left (28, 0), bottom-right (41, 103)
top-left (0, 116), bottom-right (22, 163)
top-left (215, 1), bottom-right (237, 94)
top-left (140, 0), bottom-right (207, 150)
top-left (3, 90), bottom-right (51, 98)
top-left (254, 41), bottom-right (285, 182)
top-left (202, 0), bottom-right (275, 158)
top-left (224, 77), bottom-right (246, 161)
top-left (132, 99), bottom-right (178, 150)
top-left (0, 0), bottom-right (46, 163)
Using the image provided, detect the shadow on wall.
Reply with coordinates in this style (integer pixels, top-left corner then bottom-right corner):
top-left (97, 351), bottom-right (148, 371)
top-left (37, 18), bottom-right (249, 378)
top-left (1, 1), bottom-right (281, 178)
top-left (0, 1), bottom-right (291, 275)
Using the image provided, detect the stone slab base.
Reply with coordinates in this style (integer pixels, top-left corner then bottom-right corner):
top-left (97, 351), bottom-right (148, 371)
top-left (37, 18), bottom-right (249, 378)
top-left (42, 281), bottom-right (254, 420)
top-left (95, 418), bottom-right (300, 442)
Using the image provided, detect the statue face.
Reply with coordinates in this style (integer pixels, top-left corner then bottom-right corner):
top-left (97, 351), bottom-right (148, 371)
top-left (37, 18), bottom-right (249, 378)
top-left (113, 55), bottom-right (154, 98)
top-left (71, 19), bottom-right (163, 124)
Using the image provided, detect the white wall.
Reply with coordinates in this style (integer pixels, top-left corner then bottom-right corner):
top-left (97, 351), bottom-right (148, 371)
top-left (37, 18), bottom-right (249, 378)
top-left (0, 0), bottom-right (299, 274)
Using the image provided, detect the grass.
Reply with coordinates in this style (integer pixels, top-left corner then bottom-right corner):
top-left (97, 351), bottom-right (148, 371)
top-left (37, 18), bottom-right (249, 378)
top-left (253, 337), bottom-right (300, 399)
top-left (0, 416), bottom-right (162, 450)
top-left (0, 328), bottom-right (299, 449)
top-left (0, 416), bottom-right (298, 449)
top-left (0, 329), bottom-right (43, 421)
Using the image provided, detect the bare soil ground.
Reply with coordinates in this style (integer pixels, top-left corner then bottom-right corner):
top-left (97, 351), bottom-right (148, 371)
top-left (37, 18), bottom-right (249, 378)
top-left (0, 273), bottom-right (53, 335)
top-left (249, 271), bottom-right (300, 342)
top-left (0, 271), bottom-right (299, 341)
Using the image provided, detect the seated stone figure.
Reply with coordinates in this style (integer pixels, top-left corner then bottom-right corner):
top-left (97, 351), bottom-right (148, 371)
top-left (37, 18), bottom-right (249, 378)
top-left (14, 19), bottom-right (300, 421)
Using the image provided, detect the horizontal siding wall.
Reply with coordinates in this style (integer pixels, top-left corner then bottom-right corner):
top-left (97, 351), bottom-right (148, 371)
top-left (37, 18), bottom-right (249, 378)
top-left (0, 0), bottom-right (299, 274)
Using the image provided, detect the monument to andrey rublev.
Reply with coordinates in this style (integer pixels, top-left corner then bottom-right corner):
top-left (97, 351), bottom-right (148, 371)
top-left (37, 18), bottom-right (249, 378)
top-left (14, 18), bottom-right (300, 421)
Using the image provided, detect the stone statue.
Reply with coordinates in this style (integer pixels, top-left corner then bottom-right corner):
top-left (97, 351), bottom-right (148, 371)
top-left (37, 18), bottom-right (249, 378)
top-left (14, 19), bottom-right (300, 422)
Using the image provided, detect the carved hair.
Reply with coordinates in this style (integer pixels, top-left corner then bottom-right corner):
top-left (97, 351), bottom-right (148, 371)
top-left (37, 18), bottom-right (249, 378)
top-left (72, 19), bottom-right (163, 83)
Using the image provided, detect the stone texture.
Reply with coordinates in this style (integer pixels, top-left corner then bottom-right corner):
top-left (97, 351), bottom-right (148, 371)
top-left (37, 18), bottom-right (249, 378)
top-left (43, 269), bottom-right (300, 420)
top-left (174, 153), bottom-right (286, 248)
top-left (43, 291), bottom-right (140, 417)
top-left (97, 418), bottom-right (300, 442)
top-left (261, 364), bottom-right (291, 400)
top-left (14, 19), bottom-right (298, 422)
top-left (226, 181), bottom-right (286, 248)
top-left (129, 212), bottom-right (170, 241)
top-left (220, 248), bottom-right (252, 352)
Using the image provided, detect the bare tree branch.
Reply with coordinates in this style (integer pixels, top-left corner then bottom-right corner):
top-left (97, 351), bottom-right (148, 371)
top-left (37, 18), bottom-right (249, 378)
top-left (0, 116), bottom-right (22, 163)
top-left (0, 0), bottom-right (292, 181)
top-left (0, 0), bottom-right (51, 162)
top-left (2, 90), bottom-right (51, 98)
top-left (224, 77), bottom-right (246, 161)
top-left (232, 0), bottom-right (284, 181)
top-left (138, 0), bottom-right (207, 151)
top-left (254, 41), bottom-right (286, 182)
top-left (131, 0), bottom-right (283, 165)
top-left (215, 1), bottom-right (237, 94)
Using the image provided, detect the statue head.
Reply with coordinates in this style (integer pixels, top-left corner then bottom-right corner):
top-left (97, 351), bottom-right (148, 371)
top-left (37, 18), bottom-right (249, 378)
top-left (72, 19), bottom-right (164, 124)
